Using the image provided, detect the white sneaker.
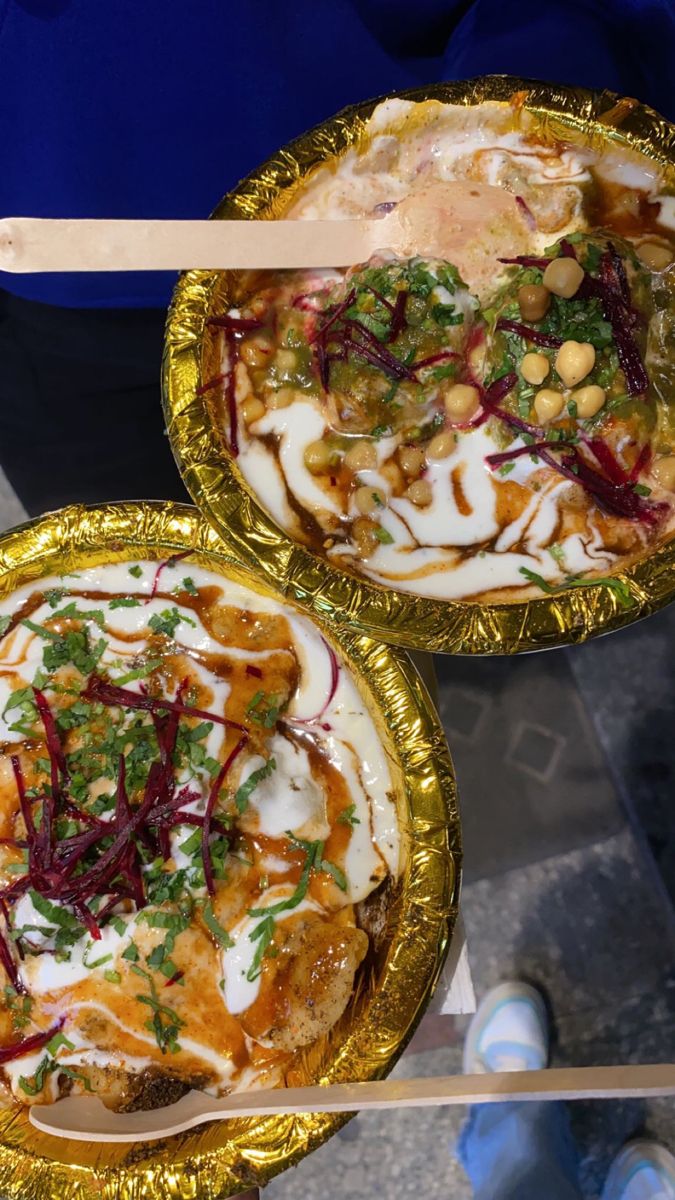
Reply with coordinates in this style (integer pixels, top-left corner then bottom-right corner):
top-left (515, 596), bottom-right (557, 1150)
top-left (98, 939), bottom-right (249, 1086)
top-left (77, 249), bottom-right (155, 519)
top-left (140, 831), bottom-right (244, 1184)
top-left (463, 981), bottom-right (549, 1075)
top-left (601, 1140), bottom-right (675, 1200)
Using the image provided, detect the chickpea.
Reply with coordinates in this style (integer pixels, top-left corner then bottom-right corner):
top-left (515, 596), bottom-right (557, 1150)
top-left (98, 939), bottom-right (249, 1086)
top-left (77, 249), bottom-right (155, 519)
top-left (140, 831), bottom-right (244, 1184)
top-left (651, 454), bottom-right (675, 491)
top-left (241, 397), bottom-right (266, 425)
top-left (355, 485), bottom-right (385, 516)
top-left (352, 517), bottom-right (379, 557)
top-left (518, 284), bottom-right (551, 323)
top-left (444, 383), bottom-right (480, 420)
top-left (344, 440), bottom-right (377, 472)
top-left (562, 483), bottom-right (588, 511)
top-left (380, 460), bottom-right (403, 491)
top-left (426, 430), bottom-right (456, 460)
top-left (534, 388), bottom-right (565, 423)
top-left (521, 352), bottom-right (550, 386)
top-left (240, 336), bottom-right (273, 369)
top-left (274, 348), bottom-right (297, 372)
top-left (555, 340), bottom-right (596, 388)
top-left (542, 257), bottom-right (585, 299)
top-left (303, 439), bottom-right (331, 474)
top-left (398, 445), bottom-right (425, 477)
top-left (405, 479), bottom-right (433, 507)
top-left (572, 384), bottom-right (606, 419)
top-left (266, 386), bottom-right (295, 410)
top-left (637, 241), bottom-right (673, 271)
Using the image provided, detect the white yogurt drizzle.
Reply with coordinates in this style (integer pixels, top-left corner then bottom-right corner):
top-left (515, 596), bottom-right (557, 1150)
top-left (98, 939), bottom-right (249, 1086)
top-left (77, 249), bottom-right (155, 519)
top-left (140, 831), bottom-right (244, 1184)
top-left (0, 561), bottom-right (398, 1099)
top-left (232, 99), bottom-right (671, 601)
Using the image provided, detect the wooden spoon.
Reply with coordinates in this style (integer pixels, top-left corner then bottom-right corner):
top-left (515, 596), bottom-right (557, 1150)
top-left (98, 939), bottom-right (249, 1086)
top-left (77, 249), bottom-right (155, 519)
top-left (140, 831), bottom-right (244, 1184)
top-left (29, 1064), bottom-right (675, 1143)
top-left (0, 183), bottom-right (530, 281)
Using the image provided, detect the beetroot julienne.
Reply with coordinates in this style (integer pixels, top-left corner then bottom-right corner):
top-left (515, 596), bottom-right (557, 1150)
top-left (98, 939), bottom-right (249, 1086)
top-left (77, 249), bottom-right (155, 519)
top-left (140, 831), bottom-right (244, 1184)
top-left (482, 377), bottom-right (663, 524)
top-left (312, 285), bottom-right (418, 391)
top-left (495, 318), bottom-right (563, 349)
top-left (196, 373), bottom-right (226, 397)
top-left (0, 1018), bottom-right (64, 1065)
top-left (0, 680), bottom-right (253, 984)
top-left (82, 674), bottom-right (246, 732)
top-left (514, 196), bottom-right (536, 231)
top-left (206, 315), bottom-right (263, 456)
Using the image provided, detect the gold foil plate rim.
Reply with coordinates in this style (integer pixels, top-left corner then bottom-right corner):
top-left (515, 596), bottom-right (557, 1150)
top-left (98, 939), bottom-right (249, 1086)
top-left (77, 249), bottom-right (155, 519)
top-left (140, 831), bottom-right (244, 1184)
top-left (163, 76), bottom-right (675, 654)
top-left (0, 501), bottom-right (459, 1199)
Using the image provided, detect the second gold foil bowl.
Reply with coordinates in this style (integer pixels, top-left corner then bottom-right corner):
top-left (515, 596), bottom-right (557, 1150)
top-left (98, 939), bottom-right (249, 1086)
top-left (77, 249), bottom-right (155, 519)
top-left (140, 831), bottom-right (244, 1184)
top-left (0, 502), bottom-right (459, 1200)
top-left (163, 76), bottom-right (675, 655)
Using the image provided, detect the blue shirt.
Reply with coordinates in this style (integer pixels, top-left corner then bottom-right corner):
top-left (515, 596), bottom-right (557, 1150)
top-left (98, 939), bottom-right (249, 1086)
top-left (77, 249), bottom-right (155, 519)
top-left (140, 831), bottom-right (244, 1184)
top-left (0, 0), bottom-right (673, 308)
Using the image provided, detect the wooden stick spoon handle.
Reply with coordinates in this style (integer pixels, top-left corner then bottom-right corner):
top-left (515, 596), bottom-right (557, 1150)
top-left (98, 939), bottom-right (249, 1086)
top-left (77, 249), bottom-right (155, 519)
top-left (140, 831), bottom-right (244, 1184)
top-left (0, 184), bottom-right (530, 275)
top-left (0, 216), bottom-right (378, 272)
top-left (29, 1064), bottom-right (675, 1143)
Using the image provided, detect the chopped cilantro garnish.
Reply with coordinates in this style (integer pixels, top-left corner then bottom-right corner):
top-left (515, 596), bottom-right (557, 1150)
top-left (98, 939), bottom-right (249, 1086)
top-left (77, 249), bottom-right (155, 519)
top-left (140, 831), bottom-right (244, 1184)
top-left (131, 964), bottom-right (184, 1054)
top-left (46, 1031), bottom-right (75, 1057)
top-left (27, 623), bottom-right (108, 676)
top-left (234, 756), bottom-right (276, 814)
top-left (113, 658), bottom-right (163, 686)
top-left (109, 597), bottom-right (141, 609)
top-left (519, 566), bottom-right (632, 607)
top-left (2, 686), bottom-right (37, 723)
top-left (0, 615), bottom-right (11, 637)
top-left (21, 618), bottom-right (60, 642)
top-left (28, 892), bottom-right (86, 949)
top-left (179, 827), bottom-right (203, 857)
top-left (247, 914), bottom-right (276, 982)
top-left (49, 602), bottom-right (106, 627)
top-left (246, 691), bottom-right (282, 729)
top-left (148, 607), bottom-right (196, 638)
top-left (246, 837), bottom-right (324, 981)
top-left (56, 1065), bottom-right (93, 1091)
top-left (4, 986), bottom-right (32, 1030)
top-left (128, 565), bottom-right (143, 579)
top-left (432, 305), bottom-right (464, 327)
top-left (321, 859), bottom-right (348, 891)
top-left (83, 948), bottom-right (113, 970)
top-left (374, 527), bottom-right (394, 545)
top-left (181, 577), bottom-right (198, 596)
top-left (337, 804), bottom-right (360, 828)
top-left (18, 1056), bottom-right (52, 1095)
top-left (201, 900), bottom-right (234, 948)
top-left (44, 588), bottom-right (66, 608)
top-left (122, 942), bottom-right (140, 962)
top-left (633, 483), bottom-right (651, 497)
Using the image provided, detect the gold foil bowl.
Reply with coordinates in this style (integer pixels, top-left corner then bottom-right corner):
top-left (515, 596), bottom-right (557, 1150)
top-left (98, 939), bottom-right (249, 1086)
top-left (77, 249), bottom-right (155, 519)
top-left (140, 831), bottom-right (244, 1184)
top-left (0, 501), bottom-right (459, 1199)
top-left (163, 76), bottom-right (675, 654)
